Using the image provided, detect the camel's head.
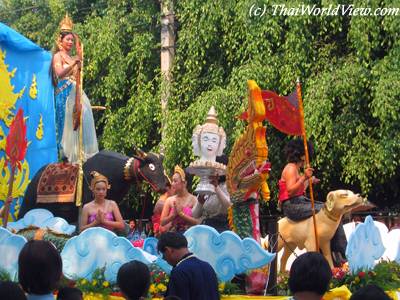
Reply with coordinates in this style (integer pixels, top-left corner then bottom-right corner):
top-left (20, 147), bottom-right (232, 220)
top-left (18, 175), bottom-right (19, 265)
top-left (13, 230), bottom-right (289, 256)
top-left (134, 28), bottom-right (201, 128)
top-left (325, 190), bottom-right (366, 217)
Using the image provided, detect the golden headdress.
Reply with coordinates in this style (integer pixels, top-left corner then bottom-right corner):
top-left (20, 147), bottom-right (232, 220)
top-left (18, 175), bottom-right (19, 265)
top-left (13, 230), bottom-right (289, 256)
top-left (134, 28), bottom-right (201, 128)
top-left (59, 14), bottom-right (74, 33)
top-left (174, 165), bottom-right (186, 182)
top-left (55, 14), bottom-right (74, 52)
top-left (90, 171), bottom-right (111, 190)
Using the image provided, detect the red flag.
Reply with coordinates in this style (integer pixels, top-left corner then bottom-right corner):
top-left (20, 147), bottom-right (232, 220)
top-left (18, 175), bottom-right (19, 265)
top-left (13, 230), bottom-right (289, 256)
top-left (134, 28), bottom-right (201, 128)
top-left (261, 90), bottom-right (302, 136)
top-left (5, 108), bottom-right (28, 170)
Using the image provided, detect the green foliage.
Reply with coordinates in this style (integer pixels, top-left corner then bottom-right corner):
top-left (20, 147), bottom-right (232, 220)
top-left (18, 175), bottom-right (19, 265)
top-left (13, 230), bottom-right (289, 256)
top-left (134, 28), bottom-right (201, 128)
top-left (1, 0), bottom-right (399, 208)
top-left (276, 272), bottom-right (290, 296)
top-left (219, 281), bottom-right (243, 295)
top-left (0, 268), bottom-right (11, 282)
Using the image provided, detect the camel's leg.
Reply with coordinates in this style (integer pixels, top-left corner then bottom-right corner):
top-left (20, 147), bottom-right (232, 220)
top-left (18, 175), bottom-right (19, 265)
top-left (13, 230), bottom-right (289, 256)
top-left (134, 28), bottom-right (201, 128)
top-left (320, 242), bottom-right (334, 268)
top-left (276, 234), bottom-right (284, 253)
top-left (280, 245), bottom-right (293, 273)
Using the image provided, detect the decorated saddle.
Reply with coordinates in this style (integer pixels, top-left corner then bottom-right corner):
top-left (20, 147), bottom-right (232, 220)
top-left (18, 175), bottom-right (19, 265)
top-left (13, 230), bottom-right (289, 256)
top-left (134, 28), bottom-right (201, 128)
top-left (37, 163), bottom-right (78, 203)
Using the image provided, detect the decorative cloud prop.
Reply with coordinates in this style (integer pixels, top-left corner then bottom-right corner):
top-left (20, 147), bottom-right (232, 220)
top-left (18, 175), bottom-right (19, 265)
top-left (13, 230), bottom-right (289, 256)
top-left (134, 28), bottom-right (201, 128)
top-left (0, 227), bottom-right (27, 279)
top-left (143, 237), bottom-right (159, 257)
top-left (61, 227), bottom-right (158, 283)
top-left (346, 215), bottom-right (385, 273)
top-left (383, 229), bottom-right (400, 263)
top-left (184, 225), bottom-right (275, 282)
top-left (7, 208), bottom-right (75, 235)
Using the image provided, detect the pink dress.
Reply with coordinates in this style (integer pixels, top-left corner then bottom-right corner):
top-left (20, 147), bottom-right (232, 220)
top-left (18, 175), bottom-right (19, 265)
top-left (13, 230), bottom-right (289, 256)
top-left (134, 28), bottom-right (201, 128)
top-left (170, 206), bottom-right (193, 233)
top-left (88, 212), bottom-right (115, 231)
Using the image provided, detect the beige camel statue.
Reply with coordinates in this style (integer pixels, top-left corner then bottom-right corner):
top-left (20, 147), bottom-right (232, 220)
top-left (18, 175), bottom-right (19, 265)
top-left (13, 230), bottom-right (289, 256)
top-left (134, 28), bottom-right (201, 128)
top-left (263, 190), bottom-right (365, 271)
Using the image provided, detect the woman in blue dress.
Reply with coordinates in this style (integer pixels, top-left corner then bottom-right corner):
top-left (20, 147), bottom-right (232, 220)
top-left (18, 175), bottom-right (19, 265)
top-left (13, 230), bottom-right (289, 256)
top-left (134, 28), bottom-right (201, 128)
top-left (52, 15), bottom-right (98, 163)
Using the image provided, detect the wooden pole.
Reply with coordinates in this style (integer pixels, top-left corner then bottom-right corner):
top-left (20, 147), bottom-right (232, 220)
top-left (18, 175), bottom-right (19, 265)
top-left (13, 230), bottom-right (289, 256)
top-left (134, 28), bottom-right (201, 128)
top-left (75, 43), bottom-right (84, 231)
top-left (160, 0), bottom-right (175, 153)
top-left (2, 165), bottom-right (15, 227)
top-left (296, 78), bottom-right (319, 251)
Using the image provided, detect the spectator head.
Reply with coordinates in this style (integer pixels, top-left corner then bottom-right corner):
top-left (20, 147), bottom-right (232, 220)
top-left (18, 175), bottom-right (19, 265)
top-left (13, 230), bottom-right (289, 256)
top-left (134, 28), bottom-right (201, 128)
top-left (157, 232), bottom-right (189, 266)
top-left (350, 284), bottom-right (391, 300)
top-left (18, 240), bottom-right (62, 295)
top-left (117, 260), bottom-right (150, 300)
top-left (129, 219), bottom-right (136, 230)
top-left (288, 252), bottom-right (332, 297)
top-left (57, 287), bottom-right (83, 300)
top-left (0, 281), bottom-right (27, 300)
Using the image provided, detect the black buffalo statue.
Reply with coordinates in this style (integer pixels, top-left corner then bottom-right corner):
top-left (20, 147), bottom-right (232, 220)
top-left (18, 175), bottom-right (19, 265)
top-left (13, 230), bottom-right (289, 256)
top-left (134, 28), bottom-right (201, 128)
top-left (19, 148), bottom-right (168, 223)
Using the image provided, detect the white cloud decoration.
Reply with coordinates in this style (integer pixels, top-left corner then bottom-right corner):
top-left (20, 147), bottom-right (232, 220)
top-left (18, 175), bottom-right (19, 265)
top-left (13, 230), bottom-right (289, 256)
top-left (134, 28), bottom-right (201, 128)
top-left (61, 227), bottom-right (158, 283)
top-left (7, 208), bottom-right (76, 235)
top-left (0, 227), bottom-right (27, 280)
top-left (184, 225), bottom-right (275, 282)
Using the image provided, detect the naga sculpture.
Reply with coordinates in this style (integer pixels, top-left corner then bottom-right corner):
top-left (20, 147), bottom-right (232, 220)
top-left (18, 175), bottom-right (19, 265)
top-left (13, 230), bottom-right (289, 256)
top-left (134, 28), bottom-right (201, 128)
top-left (226, 80), bottom-right (270, 242)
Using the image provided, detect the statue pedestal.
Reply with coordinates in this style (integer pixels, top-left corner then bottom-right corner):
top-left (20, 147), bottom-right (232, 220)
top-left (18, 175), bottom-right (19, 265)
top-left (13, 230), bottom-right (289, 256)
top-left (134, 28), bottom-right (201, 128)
top-left (187, 162), bottom-right (226, 196)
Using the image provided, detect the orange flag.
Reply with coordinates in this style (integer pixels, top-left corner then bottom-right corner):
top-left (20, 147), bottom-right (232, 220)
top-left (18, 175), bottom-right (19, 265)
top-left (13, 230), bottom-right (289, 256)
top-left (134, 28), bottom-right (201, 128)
top-left (261, 90), bottom-right (302, 136)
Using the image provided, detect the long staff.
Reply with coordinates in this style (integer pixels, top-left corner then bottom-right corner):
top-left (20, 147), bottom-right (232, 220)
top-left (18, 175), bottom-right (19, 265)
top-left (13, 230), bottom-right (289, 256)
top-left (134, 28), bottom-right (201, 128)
top-left (296, 78), bottom-right (319, 251)
top-left (73, 34), bottom-right (84, 214)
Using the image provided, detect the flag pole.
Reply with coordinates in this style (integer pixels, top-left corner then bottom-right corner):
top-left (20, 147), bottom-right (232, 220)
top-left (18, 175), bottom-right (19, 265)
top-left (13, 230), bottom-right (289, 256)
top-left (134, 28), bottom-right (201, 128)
top-left (2, 166), bottom-right (15, 227)
top-left (74, 37), bottom-right (84, 229)
top-left (296, 78), bottom-right (319, 251)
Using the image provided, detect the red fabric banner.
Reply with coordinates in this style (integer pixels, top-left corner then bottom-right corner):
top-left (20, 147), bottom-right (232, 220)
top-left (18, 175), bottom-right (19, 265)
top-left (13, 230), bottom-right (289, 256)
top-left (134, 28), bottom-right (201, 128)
top-left (261, 90), bottom-right (302, 136)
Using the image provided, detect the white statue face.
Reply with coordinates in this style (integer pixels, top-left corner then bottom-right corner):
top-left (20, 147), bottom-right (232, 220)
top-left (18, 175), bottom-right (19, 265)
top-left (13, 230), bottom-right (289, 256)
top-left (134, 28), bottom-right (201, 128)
top-left (199, 132), bottom-right (220, 162)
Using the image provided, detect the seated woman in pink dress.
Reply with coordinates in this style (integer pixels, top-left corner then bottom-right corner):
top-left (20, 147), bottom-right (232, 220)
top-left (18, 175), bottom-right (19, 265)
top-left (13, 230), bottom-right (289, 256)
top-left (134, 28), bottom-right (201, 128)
top-left (80, 171), bottom-right (125, 233)
top-left (160, 165), bottom-right (199, 233)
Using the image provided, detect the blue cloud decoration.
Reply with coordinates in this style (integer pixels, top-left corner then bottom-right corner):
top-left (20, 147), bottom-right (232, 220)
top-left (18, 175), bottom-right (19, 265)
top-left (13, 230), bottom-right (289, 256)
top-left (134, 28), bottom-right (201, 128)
top-left (7, 208), bottom-right (76, 235)
top-left (61, 227), bottom-right (161, 283)
top-left (184, 225), bottom-right (275, 282)
top-left (0, 227), bottom-right (27, 279)
top-left (346, 215), bottom-right (385, 273)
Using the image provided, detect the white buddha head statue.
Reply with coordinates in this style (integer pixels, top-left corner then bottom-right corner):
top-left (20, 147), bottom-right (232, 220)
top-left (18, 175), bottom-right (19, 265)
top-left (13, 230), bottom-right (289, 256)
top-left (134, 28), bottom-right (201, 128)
top-left (192, 106), bottom-right (226, 162)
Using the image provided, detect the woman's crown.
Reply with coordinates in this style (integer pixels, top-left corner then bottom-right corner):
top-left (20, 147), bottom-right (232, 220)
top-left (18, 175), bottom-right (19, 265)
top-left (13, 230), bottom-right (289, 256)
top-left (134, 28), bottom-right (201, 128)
top-left (59, 13), bottom-right (74, 32)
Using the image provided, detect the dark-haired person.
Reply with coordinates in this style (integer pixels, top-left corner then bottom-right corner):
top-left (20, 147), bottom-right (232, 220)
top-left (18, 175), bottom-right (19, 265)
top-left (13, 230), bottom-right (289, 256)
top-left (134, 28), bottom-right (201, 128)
top-left (192, 155), bottom-right (232, 232)
top-left (152, 179), bottom-right (175, 236)
top-left (56, 287), bottom-right (83, 300)
top-left (288, 252), bottom-right (332, 300)
top-left (349, 284), bottom-right (391, 300)
top-left (18, 240), bottom-right (63, 300)
top-left (80, 171), bottom-right (125, 233)
top-left (157, 232), bottom-right (219, 300)
top-left (52, 14), bottom-right (98, 162)
top-left (0, 281), bottom-right (27, 300)
top-left (117, 261), bottom-right (150, 300)
top-left (279, 139), bottom-right (347, 265)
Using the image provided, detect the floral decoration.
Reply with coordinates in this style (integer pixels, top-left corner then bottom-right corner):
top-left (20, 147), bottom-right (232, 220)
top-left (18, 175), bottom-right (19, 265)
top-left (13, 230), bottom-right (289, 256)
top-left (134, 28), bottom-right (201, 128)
top-left (331, 261), bottom-right (400, 293)
top-left (148, 263), bottom-right (168, 298)
top-left (75, 266), bottom-right (117, 298)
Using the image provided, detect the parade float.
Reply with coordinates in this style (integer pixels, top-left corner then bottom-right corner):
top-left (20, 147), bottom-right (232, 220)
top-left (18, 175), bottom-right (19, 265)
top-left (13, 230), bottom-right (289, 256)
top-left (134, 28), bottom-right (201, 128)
top-left (1, 20), bottom-right (400, 300)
